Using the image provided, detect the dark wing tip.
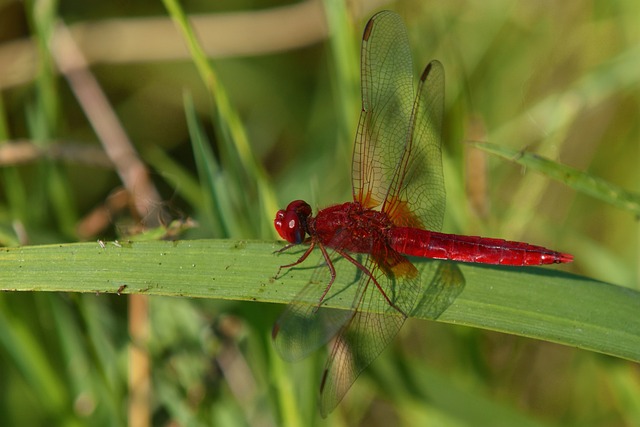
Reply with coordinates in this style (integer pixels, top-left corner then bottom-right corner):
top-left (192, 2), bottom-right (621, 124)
top-left (420, 59), bottom-right (445, 84)
top-left (319, 368), bottom-right (332, 418)
top-left (420, 61), bottom-right (434, 83)
top-left (363, 18), bottom-right (375, 41)
top-left (271, 322), bottom-right (281, 340)
top-left (364, 10), bottom-right (398, 41)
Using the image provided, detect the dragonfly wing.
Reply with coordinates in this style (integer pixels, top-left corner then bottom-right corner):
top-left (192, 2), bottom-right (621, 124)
top-left (384, 59), bottom-right (445, 231)
top-left (413, 260), bottom-right (465, 319)
top-left (352, 11), bottom-right (414, 210)
top-left (353, 11), bottom-right (446, 231)
top-left (273, 249), bottom-right (361, 362)
top-left (318, 250), bottom-right (422, 417)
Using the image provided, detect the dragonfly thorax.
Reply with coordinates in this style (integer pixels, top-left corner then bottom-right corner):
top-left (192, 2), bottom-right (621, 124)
top-left (310, 202), bottom-right (393, 253)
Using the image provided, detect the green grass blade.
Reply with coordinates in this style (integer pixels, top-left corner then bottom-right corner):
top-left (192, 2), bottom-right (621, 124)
top-left (472, 142), bottom-right (640, 215)
top-left (1, 240), bottom-right (637, 363)
top-left (0, 99), bottom-right (28, 237)
top-left (143, 146), bottom-right (204, 212)
top-left (162, 0), bottom-right (279, 239)
top-left (26, 1), bottom-right (77, 238)
top-left (183, 91), bottom-right (234, 237)
top-left (374, 355), bottom-right (555, 427)
top-left (0, 296), bottom-right (69, 415)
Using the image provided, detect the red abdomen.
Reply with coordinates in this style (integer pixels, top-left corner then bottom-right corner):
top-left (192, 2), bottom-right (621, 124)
top-left (389, 227), bottom-right (573, 265)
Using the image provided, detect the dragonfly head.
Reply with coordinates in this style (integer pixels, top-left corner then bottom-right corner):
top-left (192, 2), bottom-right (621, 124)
top-left (274, 200), bottom-right (312, 244)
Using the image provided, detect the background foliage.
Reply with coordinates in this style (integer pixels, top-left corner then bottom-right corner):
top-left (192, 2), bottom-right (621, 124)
top-left (0, 0), bottom-right (638, 425)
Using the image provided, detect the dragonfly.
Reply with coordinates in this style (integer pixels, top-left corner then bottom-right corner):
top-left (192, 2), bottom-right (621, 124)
top-left (272, 10), bottom-right (572, 417)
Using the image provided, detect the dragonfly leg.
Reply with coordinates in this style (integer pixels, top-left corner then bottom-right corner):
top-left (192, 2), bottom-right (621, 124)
top-left (273, 242), bottom-right (297, 254)
top-left (335, 249), bottom-right (407, 317)
top-left (314, 243), bottom-right (337, 311)
top-left (274, 242), bottom-right (316, 279)
top-left (272, 237), bottom-right (313, 255)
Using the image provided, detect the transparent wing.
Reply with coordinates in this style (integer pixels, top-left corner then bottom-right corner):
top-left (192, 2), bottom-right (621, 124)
top-left (318, 250), bottom-right (422, 417)
top-left (272, 249), bottom-right (360, 362)
top-left (353, 10), bottom-right (414, 210)
top-left (272, 241), bottom-right (425, 417)
top-left (383, 60), bottom-right (445, 231)
top-left (353, 10), bottom-right (445, 231)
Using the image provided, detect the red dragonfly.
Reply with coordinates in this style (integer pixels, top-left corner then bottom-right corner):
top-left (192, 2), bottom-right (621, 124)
top-left (272, 10), bottom-right (572, 417)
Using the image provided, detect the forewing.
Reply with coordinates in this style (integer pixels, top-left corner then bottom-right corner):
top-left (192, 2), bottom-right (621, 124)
top-left (383, 60), bottom-right (445, 231)
top-left (318, 250), bottom-right (422, 417)
top-left (353, 11), bottom-right (415, 210)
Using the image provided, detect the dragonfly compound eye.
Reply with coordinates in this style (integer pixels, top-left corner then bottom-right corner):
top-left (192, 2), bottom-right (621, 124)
top-left (274, 209), bottom-right (306, 244)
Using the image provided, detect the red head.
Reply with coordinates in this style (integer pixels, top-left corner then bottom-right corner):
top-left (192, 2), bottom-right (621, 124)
top-left (274, 200), bottom-right (312, 244)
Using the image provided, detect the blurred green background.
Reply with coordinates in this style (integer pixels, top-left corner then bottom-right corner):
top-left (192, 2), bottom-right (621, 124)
top-left (0, 0), bottom-right (638, 425)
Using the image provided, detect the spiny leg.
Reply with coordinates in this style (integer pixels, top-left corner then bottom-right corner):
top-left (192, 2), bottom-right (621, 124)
top-left (274, 241), bottom-right (316, 279)
top-left (334, 249), bottom-right (408, 317)
top-left (313, 243), bottom-right (338, 312)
